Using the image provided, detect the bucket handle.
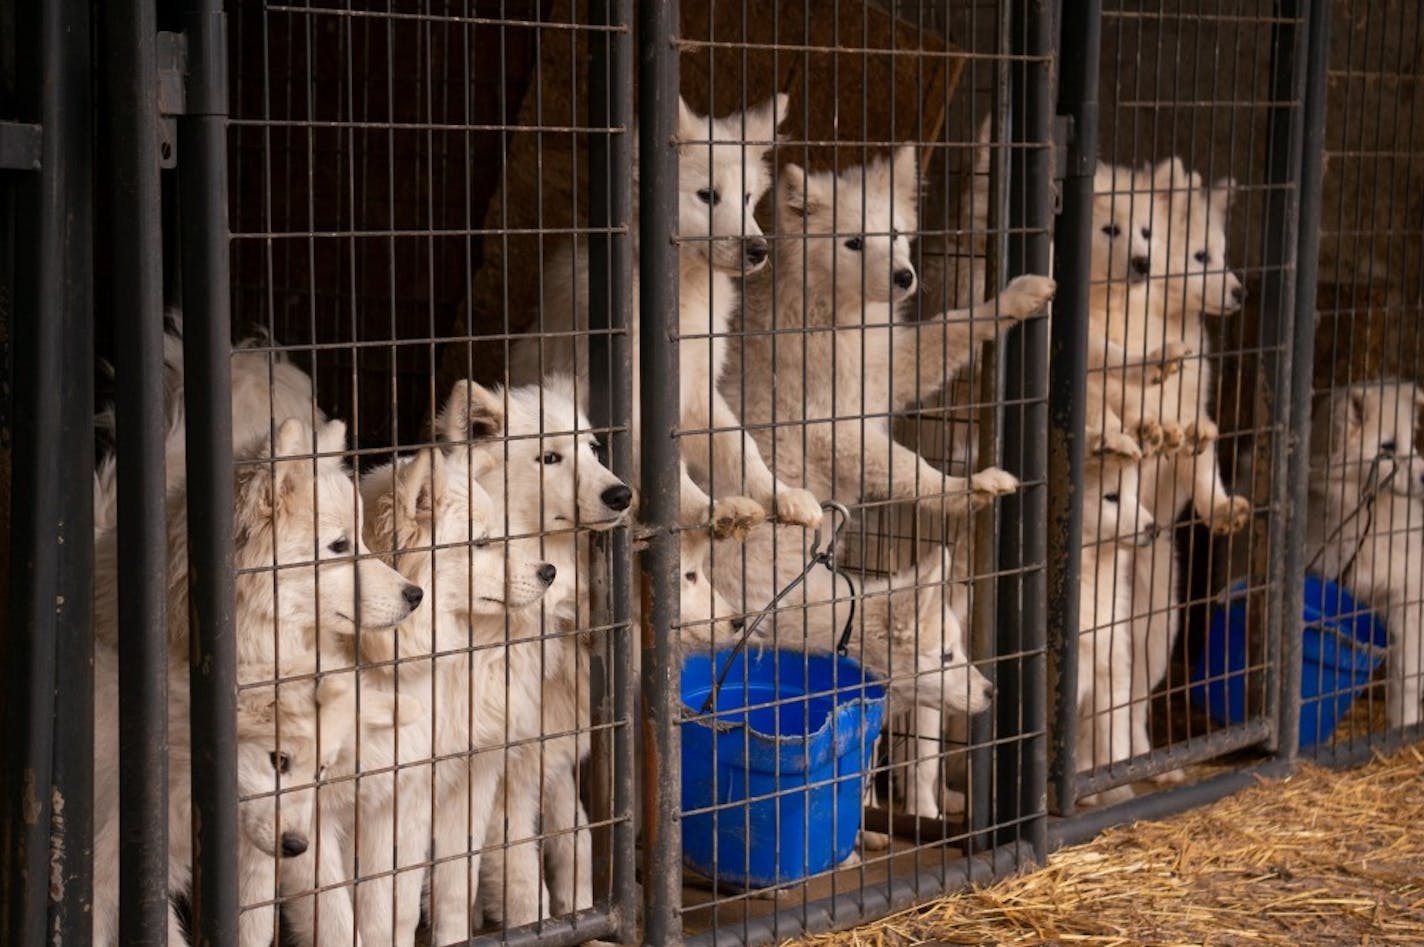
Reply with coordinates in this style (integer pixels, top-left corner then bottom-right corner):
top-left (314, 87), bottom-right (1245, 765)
top-left (695, 502), bottom-right (855, 717)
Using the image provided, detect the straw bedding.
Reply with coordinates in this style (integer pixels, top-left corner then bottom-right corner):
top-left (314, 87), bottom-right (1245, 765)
top-left (787, 744), bottom-right (1424, 946)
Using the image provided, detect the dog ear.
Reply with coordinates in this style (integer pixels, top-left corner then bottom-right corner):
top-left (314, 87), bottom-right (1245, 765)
top-left (1348, 389), bottom-right (1367, 430)
top-left (892, 144), bottom-right (922, 229)
top-left (316, 418), bottom-right (348, 458)
top-left (271, 417), bottom-right (313, 505)
top-left (396, 448), bottom-right (439, 526)
top-left (742, 92), bottom-right (789, 143)
top-left (780, 163), bottom-right (823, 219)
top-left (893, 144), bottom-right (919, 193)
top-left (677, 96), bottom-right (705, 143)
top-left (1150, 156), bottom-right (1197, 194)
top-left (438, 379), bottom-right (505, 445)
top-left (1209, 177), bottom-right (1237, 217)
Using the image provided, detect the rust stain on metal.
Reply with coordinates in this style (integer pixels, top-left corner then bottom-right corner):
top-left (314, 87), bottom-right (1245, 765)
top-left (49, 785), bottom-right (64, 903)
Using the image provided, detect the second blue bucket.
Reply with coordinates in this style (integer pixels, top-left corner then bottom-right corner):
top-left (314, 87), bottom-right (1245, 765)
top-left (1190, 575), bottom-right (1388, 748)
top-left (680, 649), bottom-right (887, 890)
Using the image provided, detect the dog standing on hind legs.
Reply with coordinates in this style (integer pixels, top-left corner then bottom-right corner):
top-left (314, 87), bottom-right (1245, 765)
top-left (506, 92), bottom-right (823, 539)
top-left (726, 145), bottom-right (1054, 518)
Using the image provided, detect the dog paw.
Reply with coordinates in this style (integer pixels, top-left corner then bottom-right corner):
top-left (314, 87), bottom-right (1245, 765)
top-left (709, 495), bottom-right (766, 541)
top-left (1089, 428), bottom-right (1143, 462)
top-left (1183, 417), bottom-right (1219, 455)
top-left (1151, 767), bottom-right (1187, 786)
top-left (773, 487), bottom-right (823, 529)
top-left (1135, 419), bottom-right (1166, 456)
top-left (940, 787), bottom-right (968, 816)
top-left (968, 466), bottom-right (1021, 510)
top-left (1078, 784), bottom-right (1135, 808)
top-left (996, 274), bottom-right (1056, 322)
top-left (837, 850), bottom-right (862, 868)
top-left (1206, 494), bottom-right (1252, 536)
top-left (1158, 421), bottom-right (1187, 455)
top-left (1145, 340), bottom-right (1193, 383)
top-left (858, 829), bottom-right (892, 852)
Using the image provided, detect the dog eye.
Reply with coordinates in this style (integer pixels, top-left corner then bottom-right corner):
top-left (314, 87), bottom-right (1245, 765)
top-left (1140, 227), bottom-right (1151, 240)
top-left (1194, 249), bottom-right (1210, 264)
top-left (270, 751), bottom-right (291, 774)
top-left (328, 537), bottom-right (351, 554)
top-left (696, 188), bottom-right (720, 205)
top-left (473, 533), bottom-right (490, 548)
top-left (1103, 492), bottom-right (1120, 503)
top-left (684, 571), bottom-right (698, 584)
top-left (843, 237), bottom-right (863, 251)
top-left (539, 451), bottom-right (562, 465)
top-left (1381, 440), bottom-right (1398, 455)
top-left (744, 192), bottom-right (753, 205)
top-left (1101, 224), bottom-right (1121, 237)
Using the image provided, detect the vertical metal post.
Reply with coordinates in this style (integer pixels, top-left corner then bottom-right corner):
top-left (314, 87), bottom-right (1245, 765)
top-left (2, 0), bottom-right (95, 942)
top-left (995, 0), bottom-right (1055, 861)
top-left (99, 0), bottom-right (173, 941)
top-left (1261, 0), bottom-right (1328, 764)
top-left (637, 0), bottom-right (682, 942)
top-left (1047, 0), bottom-right (1102, 816)
top-left (175, 4), bottom-right (237, 945)
top-left (587, 0), bottom-right (637, 941)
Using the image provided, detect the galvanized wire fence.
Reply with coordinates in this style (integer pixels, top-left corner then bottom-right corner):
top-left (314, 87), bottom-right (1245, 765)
top-left (9, 0), bottom-right (1424, 945)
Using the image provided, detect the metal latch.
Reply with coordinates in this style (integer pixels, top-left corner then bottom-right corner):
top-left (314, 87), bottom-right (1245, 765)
top-left (157, 31), bottom-right (188, 169)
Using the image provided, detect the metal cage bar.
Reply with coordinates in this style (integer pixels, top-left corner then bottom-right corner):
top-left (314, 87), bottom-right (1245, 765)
top-left (99, 0), bottom-right (173, 941)
top-left (1, 0), bottom-right (95, 942)
top-left (1047, 0), bottom-right (1103, 818)
top-left (993, 0), bottom-right (1055, 861)
top-left (174, 2), bottom-right (238, 943)
top-left (637, 1), bottom-right (685, 944)
top-left (585, 2), bottom-right (639, 942)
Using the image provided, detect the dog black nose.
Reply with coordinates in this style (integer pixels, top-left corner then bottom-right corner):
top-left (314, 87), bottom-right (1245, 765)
top-left (730, 617), bottom-right (746, 632)
top-left (745, 239), bottom-right (768, 265)
top-left (981, 683), bottom-right (996, 702)
top-left (537, 563), bottom-right (557, 586)
top-left (402, 584), bottom-right (424, 609)
top-left (1131, 255), bottom-right (1150, 276)
top-left (601, 483), bottom-right (633, 511)
top-left (893, 268), bottom-right (916, 290)
top-left (280, 832), bottom-right (309, 858)
top-left (1231, 285), bottom-right (1245, 303)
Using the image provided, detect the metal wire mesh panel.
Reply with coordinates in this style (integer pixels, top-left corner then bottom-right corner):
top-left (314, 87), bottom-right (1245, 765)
top-left (1307, 0), bottom-right (1424, 764)
top-left (645, 2), bottom-right (1054, 942)
top-left (1056, 0), bottom-right (1307, 812)
top-left (0, 0), bottom-right (1349, 942)
top-left (223, 3), bottom-right (636, 944)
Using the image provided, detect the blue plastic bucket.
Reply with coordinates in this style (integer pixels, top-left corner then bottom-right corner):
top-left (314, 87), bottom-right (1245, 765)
top-left (680, 649), bottom-right (887, 890)
top-left (1190, 575), bottom-right (1388, 748)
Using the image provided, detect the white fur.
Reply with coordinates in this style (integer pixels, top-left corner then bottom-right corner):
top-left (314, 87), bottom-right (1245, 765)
top-left (1075, 438), bottom-right (1156, 807)
top-left (706, 520), bottom-right (992, 822)
top-left (1306, 381), bottom-right (1424, 728)
top-left (1092, 162), bottom-right (1249, 776)
top-left (507, 94), bottom-right (823, 538)
top-left (90, 647), bottom-right (398, 947)
top-left (727, 147), bottom-right (1053, 517)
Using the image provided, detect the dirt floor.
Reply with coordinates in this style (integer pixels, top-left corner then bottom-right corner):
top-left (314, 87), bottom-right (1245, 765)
top-left (785, 744), bottom-right (1424, 946)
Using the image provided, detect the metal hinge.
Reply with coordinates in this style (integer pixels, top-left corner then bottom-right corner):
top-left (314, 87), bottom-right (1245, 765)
top-left (0, 122), bottom-right (42, 171)
top-left (157, 31), bottom-right (189, 168)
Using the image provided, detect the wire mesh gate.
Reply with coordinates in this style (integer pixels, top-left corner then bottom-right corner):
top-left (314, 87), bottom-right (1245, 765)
top-left (11, 0), bottom-right (1424, 945)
